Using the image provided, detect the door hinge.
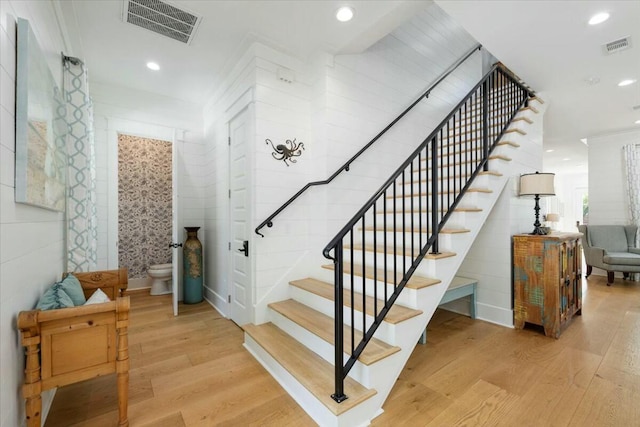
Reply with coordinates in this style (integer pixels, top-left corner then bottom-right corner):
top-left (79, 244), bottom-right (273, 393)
top-left (228, 242), bottom-right (231, 250)
top-left (228, 189), bottom-right (231, 198)
top-left (228, 295), bottom-right (231, 303)
top-left (228, 136), bottom-right (231, 146)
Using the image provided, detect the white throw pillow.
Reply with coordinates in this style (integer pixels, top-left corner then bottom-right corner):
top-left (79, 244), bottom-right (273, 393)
top-left (84, 288), bottom-right (111, 305)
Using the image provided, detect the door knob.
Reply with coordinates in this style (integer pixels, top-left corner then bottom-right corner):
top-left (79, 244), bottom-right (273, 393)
top-left (238, 240), bottom-right (249, 257)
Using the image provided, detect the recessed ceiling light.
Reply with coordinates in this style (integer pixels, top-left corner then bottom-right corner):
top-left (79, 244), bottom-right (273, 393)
top-left (336, 6), bottom-right (354, 22)
top-left (584, 75), bottom-right (600, 85)
top-left (545, 149), bottom-right (555, 153)
top-left (146, 62), bottom-right (160, 71)
top-left (635, 119), bottom-right (640, 124)
top-left (618, 79), bottom-right (637, 87)
top-left (580, 138), bottom-right (588, 145)
top-left (562, 158), bottom-right (571, 161)
top-left (588, 12), bottom-right (609, 25)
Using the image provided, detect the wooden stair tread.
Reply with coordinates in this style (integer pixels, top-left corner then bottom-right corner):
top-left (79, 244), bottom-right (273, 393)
top-left (268, 299), bottom-right (400, 365)
top-left (380, 207), bottom-right (482, 214)
top-left (320, 263), bottom-right (440, 291)
top-left (242, 322), bottom-right (377, 415)
top-left (386, 188), bottom-right (492, 198)
top-left (441, 228), bottom-right (471, 234)
top-left (520, 105), bottom-right (539, 114)
top-left (361, 226), bottom-right (471, 235)
top-left (346, 243), bottom-right (456, 260)
top-left (408, 170), bottom-right (503, 179)
top-left (529, 95), bottom-right (545, 104)
top-left (512, 116), bottom-right (533, 124)
top-left (415, 155), bottom-right (512, 170)
top-left (290, 278), bottom-right (423, 323)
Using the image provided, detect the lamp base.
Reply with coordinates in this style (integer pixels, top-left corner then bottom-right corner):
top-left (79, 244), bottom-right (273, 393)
top-left (530, 226), bottom-right (547, 235)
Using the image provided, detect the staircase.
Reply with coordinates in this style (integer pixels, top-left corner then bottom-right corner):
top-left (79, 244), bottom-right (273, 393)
top-left (245, 65), bottom-right (542, 426)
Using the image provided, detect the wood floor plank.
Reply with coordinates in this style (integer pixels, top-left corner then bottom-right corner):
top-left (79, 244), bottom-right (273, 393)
top-left (45, 276), bottom-right (640, 427)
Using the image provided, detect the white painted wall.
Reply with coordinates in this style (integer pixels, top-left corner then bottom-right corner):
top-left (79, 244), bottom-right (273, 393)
top-left (588, 129), bottom-right (639, 225)
top-left (455, 99), bottom-right (547, 327)
top-left (585, 129), bottom-right (640, 278)
top-left (0, 2), bottom-right (68, 425)
top-left (90, 83), bottom-right (205, 297)
top-left (548, 172), bottom-right (588, 232)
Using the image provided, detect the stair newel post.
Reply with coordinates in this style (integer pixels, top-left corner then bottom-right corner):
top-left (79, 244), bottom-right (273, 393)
top-left (482, 72), bottom-right (491, 172)
top-left (332, 243), bottom-right (348, 403)
top-left (430, 136), bottom-right (439, 254)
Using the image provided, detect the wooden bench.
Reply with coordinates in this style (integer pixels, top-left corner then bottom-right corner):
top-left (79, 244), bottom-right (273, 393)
top-left (419, 276), bottom-right (477, 344)
top-left (18, 269), bottom-right (130, 427)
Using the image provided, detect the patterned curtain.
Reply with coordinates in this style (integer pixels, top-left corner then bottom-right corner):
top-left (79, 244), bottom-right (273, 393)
top-left (623, 144), bottom-right (640, 281)
top-left (64, 60), bottom-right (98, 272)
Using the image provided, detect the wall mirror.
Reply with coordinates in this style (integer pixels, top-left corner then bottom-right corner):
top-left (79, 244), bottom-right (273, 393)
top-left (15, 17), bottom-right (67, 212)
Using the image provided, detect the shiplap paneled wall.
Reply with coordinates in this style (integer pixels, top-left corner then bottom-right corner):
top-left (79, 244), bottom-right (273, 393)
top-left (0, 2), bottom-right (67, 425)
top-left (202, 3), bottom-right (492, 322)
top-left (454, 101), bottom-right (547, 326)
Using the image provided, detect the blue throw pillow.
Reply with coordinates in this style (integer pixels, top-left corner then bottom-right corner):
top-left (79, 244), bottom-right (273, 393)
top-left (36, 282), bottom-right (75, 310)
top-left (60, 273), bottom-right (86, 306)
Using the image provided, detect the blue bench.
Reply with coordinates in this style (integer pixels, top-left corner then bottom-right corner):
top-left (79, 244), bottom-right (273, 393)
top-left (419, 276), bottom-right (477, 344)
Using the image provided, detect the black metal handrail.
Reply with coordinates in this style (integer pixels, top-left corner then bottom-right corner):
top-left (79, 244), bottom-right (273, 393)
top-left (254, 43), bottom-right (483, 237)
top-left (324, 64), bottom-right (534, 402)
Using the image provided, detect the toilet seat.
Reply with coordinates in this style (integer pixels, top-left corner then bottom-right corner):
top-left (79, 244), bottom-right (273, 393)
top-left (148, 263), bottom-right (172, 295)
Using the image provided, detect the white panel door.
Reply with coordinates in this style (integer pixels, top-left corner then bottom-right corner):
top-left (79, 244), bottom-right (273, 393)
top-left (229, 108), bottom-right (252, 325)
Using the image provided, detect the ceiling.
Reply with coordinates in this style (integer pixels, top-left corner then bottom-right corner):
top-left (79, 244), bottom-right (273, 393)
top-left (436, 0), bottom-right (640, 174)
top-left (58, 0), bottom-right (430, 105)
top-left (59, 0), bottom-right (640, 174)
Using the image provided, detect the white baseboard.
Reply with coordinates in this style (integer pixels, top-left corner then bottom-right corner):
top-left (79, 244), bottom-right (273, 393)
top-left (476, 302), bottom-right (514, 328)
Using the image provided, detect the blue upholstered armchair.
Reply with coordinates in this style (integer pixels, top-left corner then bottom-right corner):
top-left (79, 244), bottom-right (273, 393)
top-left (578, 225), bottom-right (640, 285)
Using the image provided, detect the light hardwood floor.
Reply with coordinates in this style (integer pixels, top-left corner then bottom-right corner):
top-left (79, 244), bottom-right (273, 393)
top-left (46, 275), bottom-right (640, 426)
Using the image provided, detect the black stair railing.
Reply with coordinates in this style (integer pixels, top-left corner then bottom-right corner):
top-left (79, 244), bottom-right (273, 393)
top-left (255, 44), bottom-right (482, 237)
top-left (323, 64), bottom-right (534, 403)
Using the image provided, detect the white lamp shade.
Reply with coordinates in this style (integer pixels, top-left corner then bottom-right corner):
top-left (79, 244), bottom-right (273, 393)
top-left (546, 213), bottom-right (560, 222)
top-left (519, 172), bottom-right (555, 196)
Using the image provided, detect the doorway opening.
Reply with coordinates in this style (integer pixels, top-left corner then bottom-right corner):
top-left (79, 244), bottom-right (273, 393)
top-left (117, 133), bottom-right (173, 294)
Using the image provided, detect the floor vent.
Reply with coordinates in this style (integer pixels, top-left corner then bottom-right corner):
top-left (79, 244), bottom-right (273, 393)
top-left (602, 36), bottom-right (631, 55)
top-left (122, 0), bottom-right (201, 45)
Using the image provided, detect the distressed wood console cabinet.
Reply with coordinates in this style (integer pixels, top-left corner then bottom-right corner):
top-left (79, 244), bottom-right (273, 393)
top-left (512, 232), bottom-right (582, 338)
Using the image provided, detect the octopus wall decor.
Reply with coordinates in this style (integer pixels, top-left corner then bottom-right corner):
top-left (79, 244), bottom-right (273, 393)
top-left (266, 138), bottom-right (305, 166)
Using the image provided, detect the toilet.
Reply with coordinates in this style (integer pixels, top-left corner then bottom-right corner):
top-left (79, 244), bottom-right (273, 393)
top-left (148, 263), bottom-right (172, 295)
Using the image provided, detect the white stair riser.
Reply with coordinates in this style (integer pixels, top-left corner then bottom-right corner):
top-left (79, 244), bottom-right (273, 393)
top-left (373, 209), bottom-right (476, 226)
top-left (290, 284), bottom-right (399, 344)
top-left (396, 174), bottom-right (492, 189)
top-left (268, 308), bottom-right (375, 387)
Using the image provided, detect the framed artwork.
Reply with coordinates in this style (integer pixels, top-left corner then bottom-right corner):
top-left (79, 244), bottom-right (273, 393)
top-left (15, 17), bottom-right (67, 211)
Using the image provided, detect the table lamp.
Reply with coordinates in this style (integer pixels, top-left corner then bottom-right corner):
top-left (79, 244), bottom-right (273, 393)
top-left (519, 172), bottom-right (555, 235)
top-left (545, 213), bottom-right (560, 230)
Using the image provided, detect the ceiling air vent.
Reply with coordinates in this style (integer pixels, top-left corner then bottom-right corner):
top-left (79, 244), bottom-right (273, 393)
top-left (602, 36), bottom-right (631, 55)
top-left (122, 0), bottom-right (201, 44)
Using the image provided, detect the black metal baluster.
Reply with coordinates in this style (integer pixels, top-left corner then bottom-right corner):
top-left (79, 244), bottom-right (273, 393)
top-left (383, 192), bottom-right (388, 303)
top-left (361, 216), bottom-right (366, 331)
top-left (431, 135), bottom-right (439, 254)
top-left (410, 161), bottom-right (414, 259)
top-left (350, 229), bottom-right (354, 355)
top-left (393, 179), bottom-right (397, 290)
top-left (402, 170), bottom-right (406, 275)
top-left (418, 151), bottom-right (422, 251)
top-left (373, 203), bottom-right (377, 316)
top-left (332, 243), bottom-right (346, 403)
